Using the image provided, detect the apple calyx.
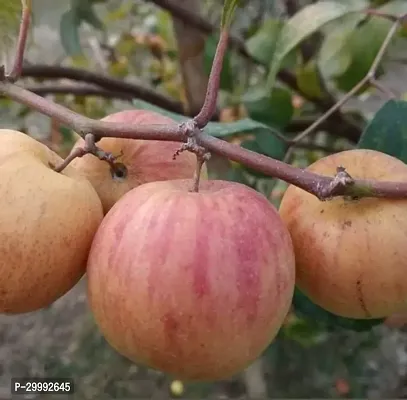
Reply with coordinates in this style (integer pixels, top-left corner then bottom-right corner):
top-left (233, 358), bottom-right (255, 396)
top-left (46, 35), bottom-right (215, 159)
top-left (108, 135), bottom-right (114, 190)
top-left (109, 161), bottom-right (128, 181)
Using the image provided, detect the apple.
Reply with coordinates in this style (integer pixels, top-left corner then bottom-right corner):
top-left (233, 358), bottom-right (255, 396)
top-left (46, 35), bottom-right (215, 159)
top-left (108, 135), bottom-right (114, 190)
top-left (279, 149), bottom-right (407, 319)
top-left (70, 109), bottom-right (207, 214)
top-left (86, 179), bottom-right (295, 380)
top-left (0, 129), bottom-right (103, 314)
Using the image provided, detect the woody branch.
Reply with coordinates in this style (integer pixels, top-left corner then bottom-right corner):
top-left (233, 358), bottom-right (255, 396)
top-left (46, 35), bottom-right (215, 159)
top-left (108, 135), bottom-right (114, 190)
top-left (0, 3), bottom-right (406, 201)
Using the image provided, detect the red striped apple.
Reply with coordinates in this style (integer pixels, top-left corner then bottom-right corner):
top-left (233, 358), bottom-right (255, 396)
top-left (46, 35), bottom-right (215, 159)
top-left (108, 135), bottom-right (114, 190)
top-left (86, 179), bottom-right (295, 380)
top-left (70, 109), bottom-right (207, 214)
top-left (279, 149), bottom-right (407, 319)
top-left (0, 129), bottom-right (103, 314)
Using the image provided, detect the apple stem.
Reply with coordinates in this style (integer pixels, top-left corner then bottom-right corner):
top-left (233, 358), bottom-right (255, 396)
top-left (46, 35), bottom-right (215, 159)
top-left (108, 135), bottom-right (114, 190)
top-left (52, 133), bottom-right (117, 172)
top-left (172, 121), bottom-right (211, 192)
top-left (192, 157), bottom-right (206, 192)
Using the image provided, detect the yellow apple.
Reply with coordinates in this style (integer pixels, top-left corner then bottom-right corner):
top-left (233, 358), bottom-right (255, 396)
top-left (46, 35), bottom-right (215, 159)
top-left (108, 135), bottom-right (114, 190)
top-left (0, 129), bottom-right (103, 314)
top-left (279, 149), bottom-right (407, 319)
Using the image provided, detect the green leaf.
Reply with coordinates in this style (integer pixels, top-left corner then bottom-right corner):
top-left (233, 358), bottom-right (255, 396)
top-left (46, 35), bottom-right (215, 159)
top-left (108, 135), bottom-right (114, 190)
top-left (266, 0), bottom-right (369, 92)
top-left (205, 119), bottom-right (281, 138)
top-left (357, 100), bottom-right (407, 163)
top-left (296, 60), bottom-right (324, 99)
top-left (282, 316), bottom-right (327, 347)
top-left (203, 34), bottom-right (234, 92)
top-left (221, 0), bottom-right (241, 28)
top-left (132, 99), bottom-right (288, 139)
top-left (59, 0), bottom-right (104, 56)
top-left (334, 16), bottom-right (392, 92)
top-left (377, 0), bottom-right (407, 17)
top-left (293, 287), bottom-right (384, 332)
top-left (240, 139), bottom-right (269, 178)
top-left (59, 9), bottom-right (83, 57)
top-left (226, 165), bottom-right (256, 188)
top-left (76, 5), bottom-right (104, 31)
top-left (318, 13), bottom-right (365, 78)
top-left (330, 0), bottom-right (407, 92)
top-left (243, 87), bottom-right (294, 130)
top-left (72, 0), bottom-right (104, 31)
top-left (245, 18), bottom-right (284, 65)
top-left (240, 131), bottom-right (289, 178)
top-left (132, 99), bottom-right (188, 122)
top-left (255, 130), bottom-right (288, 160)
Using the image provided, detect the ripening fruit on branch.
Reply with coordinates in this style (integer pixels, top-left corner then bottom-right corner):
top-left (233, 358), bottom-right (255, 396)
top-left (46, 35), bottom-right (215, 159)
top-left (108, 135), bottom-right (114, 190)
top-left (86, 179), bottom-right (295, 380)
top-left (279, 149), bottom-right (407, 319)
top-left (0, 130), bottom-right (103, 314)
top-left (70, 109), bottom-right (207, 214)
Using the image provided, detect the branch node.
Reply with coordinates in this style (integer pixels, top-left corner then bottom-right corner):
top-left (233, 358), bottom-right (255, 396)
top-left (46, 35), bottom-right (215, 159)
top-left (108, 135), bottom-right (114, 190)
top-left (315, 166), bottom-right (355, 201)
top-left (173, 120), bottom-right (211, 162)
top-left (173, 136), bottom-right (211, 162)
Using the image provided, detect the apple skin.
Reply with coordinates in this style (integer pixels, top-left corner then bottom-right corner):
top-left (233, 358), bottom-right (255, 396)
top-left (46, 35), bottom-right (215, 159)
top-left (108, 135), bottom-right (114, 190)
top-left (279, 149), bottom-right (407, 319)
top-left (0, 129), bottom-right (103, 314)
top-left (70, 109), bottom-right (207, 214)
top-left (86, 179), bottom-right (295, 381)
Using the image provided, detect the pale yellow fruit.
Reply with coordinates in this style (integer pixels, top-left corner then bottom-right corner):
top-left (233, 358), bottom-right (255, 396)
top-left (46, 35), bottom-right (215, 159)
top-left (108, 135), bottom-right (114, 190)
top-left (279, 149), bottom-right (407, 319)
top-left (0, 129), bottom-right (103, 314)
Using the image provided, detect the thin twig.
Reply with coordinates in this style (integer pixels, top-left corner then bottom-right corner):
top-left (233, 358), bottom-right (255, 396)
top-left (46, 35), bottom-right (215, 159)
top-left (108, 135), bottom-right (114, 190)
top-left (290, 15), bottom-right (402, 145)
top-left (370, 79), bottom-right (397, 99)
top-left (7, 0), bottom-right (31, 81)
top-left (52, 133), bottom-right (118, 172)
top-left (365, 9), bottom-right (398, 21)
top-left (194, 29), bottom-right (229, 128)
top-left (21, 64), bottom-right (186, 114)
top-left (20, 82), bottom-right (135, 100)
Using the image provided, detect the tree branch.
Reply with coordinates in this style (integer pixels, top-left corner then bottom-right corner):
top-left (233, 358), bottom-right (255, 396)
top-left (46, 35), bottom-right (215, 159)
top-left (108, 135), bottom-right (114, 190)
top-left (148, 0), bottom-right (363, 142)
top-left (0, 81), bottom-right (182, 141)
top-left (1, 78), bottom-right (407, 201)
top-left (8, 83), bottom-right (356, 142)
top-left (20, 64), bottom-right (185, 114)
top-left (194, 29), bottom-right (228, 127)
top-left (0, 3), bottom-right (406, 203)
top-left (18, 82), bottom-right (135, 100)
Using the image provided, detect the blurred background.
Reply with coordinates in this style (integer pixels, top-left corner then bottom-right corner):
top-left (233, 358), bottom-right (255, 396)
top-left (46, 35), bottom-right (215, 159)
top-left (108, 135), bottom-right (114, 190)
top-left (1, 0), bottom-right (407, 398)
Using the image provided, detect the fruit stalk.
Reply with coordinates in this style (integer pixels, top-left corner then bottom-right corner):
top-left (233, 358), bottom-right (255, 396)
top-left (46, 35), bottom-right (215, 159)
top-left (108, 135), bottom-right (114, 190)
top-left (192, 157), bottom-right (205, 192)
